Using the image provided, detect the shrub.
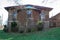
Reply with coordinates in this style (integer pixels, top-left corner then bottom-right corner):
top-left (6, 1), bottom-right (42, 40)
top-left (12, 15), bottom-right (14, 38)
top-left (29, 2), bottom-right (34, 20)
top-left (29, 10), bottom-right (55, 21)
top-left (11, 22), bottom-right (17, 32)
top-left (11, 22), bottom-right (17, 27)
top-left (3, 25), bottom-right (8, 32)
top-left (27, 28), bottom-right (31, 33)
top-left (19, 30), bottom-right (24, 33)
top-left (31, 28), bottom-right (36, 32)
top-left (4, 25), bottom-right (6, 28)
top-left (37, 21), bottom-right (42, 25)
top-left (37, 21), bottom-right (43, 31)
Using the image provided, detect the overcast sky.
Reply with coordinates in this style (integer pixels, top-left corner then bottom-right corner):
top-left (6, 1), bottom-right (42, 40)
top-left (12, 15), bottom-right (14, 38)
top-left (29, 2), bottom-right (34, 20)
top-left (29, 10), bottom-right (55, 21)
top-left (0, 0), bottom-right (60, 25)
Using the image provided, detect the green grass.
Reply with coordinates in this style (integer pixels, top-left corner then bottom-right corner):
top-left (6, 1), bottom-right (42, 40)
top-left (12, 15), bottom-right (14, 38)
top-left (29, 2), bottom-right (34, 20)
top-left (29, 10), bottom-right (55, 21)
top-left (0, 27), bottom-right (60, 40)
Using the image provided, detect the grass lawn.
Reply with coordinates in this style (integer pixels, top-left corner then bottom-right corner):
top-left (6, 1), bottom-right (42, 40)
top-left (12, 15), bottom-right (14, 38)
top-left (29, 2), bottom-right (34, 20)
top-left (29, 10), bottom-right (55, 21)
top-left (0, 27), bottom-right (60, 40)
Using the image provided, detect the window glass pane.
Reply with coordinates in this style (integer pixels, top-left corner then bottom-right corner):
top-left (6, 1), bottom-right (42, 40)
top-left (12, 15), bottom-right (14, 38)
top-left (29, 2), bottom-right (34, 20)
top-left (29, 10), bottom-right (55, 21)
top-left (27, 10), bottom-right (32, 18)
top-left (27, 10), bottom-right (32, 14)
top-left (12, 11), bottom-right (17, 20)
top-left (40, 12), bottom-right (45, 21)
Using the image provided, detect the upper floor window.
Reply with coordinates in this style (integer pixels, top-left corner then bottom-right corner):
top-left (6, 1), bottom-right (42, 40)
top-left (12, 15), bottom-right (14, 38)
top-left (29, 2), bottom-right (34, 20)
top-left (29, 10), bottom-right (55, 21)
top-left (27, 10), bottom-right (32, 18)
top-left (40, 12), bottom-right (45, 21)
top-left (12, 11), bottom-right (17, 21)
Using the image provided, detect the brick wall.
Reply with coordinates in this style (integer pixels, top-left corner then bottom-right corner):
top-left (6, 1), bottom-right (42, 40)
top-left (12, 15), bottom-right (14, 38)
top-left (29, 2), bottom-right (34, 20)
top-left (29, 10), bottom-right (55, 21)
top-left (32, 10), bottom-right (40, 22)
top-left (5, 5), bottom-right (52, 32)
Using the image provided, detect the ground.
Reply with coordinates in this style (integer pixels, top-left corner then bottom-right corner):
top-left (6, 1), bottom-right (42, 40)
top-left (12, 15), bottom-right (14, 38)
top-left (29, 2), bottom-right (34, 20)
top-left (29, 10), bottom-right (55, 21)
top-left (0, 27), bottom-right (60, 40)
top-left (0, 25), bottom-right (4, 30)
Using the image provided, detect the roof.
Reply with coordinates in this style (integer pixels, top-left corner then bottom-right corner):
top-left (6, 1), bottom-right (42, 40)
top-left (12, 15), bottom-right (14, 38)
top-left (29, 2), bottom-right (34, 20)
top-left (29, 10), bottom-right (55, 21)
top-left (50, 13), bottom-right (60, 20)
top-left (25, 4), bottom-right (53, 11)
top-left (24, 6), bottom-right (37, 9)
top-left (5, 4), bottom-right (53, 11)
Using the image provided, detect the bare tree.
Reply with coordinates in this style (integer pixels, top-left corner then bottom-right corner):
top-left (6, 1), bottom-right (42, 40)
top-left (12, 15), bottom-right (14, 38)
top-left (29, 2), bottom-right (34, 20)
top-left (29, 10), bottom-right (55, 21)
top-left (42, 0), bottom-right (48, 4)
top-left (13, 0), bottom-right (20, 5)
top-left (12, 0), bottom-right (26, 33)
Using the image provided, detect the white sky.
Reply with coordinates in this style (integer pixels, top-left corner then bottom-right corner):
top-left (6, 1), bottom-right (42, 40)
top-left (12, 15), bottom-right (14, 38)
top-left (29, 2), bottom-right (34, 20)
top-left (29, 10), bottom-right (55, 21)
top-left (0, 0), bottom-right (60, 25)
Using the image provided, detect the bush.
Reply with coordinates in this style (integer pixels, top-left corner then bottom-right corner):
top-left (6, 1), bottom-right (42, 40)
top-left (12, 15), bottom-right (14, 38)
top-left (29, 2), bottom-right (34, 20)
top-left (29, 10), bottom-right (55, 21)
top-left (3, 25), bottom-right (8, 32)
top-left (4, 25), bottom-right (6, 28)
top-left (11, 22), bottom-right (17, 32)
top-left (37, 21), bottom-right (43, 31)
top-left (31, 28), bottom-right (36, 32)
top-left (27, 28), bottom-right (31, 33)
top-left (37, 26), bottom-right (43, 31)
top-left (19, 30), bottom-right (24, 33)
top-left (11, 22), bottom-right (17, 27)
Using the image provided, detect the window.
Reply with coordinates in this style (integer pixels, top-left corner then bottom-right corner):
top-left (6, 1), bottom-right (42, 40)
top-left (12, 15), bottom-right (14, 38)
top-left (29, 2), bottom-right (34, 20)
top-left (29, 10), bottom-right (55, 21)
top-left (12, 11), bottom-right (17, 21)
top-left (27, 10), bottom-right (32, 19)
top-left (40, 12), bottom-right (45, 21)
